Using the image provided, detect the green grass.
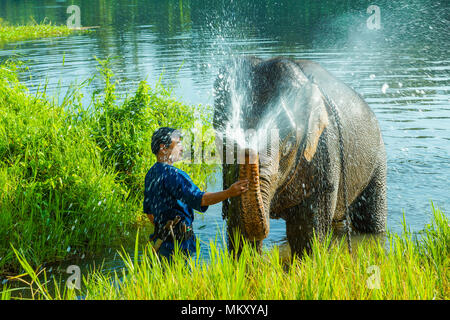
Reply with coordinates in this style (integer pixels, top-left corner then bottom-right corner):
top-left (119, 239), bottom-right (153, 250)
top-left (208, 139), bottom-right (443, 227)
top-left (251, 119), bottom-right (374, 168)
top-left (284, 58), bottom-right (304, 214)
top-left (0, 58), bottom-right (217, 274)
top-left (0, 47), bottom-right (447, 300)
top-left (3, 205), bottom-right (448, 300)
top-left (0, 18), bottom-right (87, 44)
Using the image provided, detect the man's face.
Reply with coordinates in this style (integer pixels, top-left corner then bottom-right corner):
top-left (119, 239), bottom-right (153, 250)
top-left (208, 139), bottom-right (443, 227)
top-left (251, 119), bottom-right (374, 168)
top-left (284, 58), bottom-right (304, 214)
top-left (163, 135), bottom-right (184, 163)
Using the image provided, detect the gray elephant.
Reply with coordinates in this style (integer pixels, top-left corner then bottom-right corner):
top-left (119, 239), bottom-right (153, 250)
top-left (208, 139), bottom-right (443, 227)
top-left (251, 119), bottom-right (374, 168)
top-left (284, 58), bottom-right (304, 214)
top-left (213, 57), bottom-right (387, 256)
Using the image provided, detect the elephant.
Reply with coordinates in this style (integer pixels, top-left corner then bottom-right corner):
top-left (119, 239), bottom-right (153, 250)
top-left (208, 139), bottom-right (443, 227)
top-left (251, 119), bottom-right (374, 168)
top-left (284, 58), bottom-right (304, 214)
top-left (213, 57), bottom-right (387, 256)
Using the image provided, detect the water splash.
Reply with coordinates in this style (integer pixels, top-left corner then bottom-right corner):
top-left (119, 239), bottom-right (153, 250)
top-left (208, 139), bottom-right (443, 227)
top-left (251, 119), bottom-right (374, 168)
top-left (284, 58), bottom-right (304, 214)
top-left (224, 64), bottom-right (247, 148)
top-left (220, 61), bottom-right (302, 155)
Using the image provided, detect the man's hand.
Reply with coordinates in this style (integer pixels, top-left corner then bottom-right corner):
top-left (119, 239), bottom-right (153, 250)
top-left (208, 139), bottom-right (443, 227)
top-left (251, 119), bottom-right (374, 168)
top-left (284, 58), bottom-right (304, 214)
top-left (227, 180), bottom-right (249, 197)
top-left (201, 179), bottom-right (249, 206)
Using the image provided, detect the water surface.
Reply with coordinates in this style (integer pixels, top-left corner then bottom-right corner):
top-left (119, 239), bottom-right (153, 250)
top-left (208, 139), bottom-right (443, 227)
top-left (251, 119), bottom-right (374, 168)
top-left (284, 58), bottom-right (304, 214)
top-left (1, 0), bottom-right (448, 263)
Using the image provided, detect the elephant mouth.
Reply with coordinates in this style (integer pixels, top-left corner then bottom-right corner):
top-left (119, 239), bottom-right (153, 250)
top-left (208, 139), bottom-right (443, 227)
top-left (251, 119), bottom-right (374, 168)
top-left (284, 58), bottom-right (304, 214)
top-left (239, 149), bottom-right (270, 241)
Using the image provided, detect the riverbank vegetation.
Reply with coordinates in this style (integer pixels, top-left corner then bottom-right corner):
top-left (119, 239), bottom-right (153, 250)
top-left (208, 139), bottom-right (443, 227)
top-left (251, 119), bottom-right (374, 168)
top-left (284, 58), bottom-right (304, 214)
top-left (0, 57), bottom-right (447, 300)
top-left (0, 58), bottom-right (217, 274)
top-left (2, 205), bottom-right (448, 300)
top-left (0, 18), bottom-right (87, 44)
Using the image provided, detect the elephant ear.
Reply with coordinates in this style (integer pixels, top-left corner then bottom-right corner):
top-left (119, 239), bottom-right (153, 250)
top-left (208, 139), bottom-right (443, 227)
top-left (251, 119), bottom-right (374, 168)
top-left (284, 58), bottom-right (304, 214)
top-left (303, 83), bottom-right (329, 162)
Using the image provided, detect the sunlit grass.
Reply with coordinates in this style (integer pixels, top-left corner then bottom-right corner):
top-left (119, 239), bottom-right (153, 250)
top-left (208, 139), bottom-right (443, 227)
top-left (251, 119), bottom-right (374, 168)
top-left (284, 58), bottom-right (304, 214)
top-left (0, 18), bottom-right (87, 43)
top-left (4, 205), bottom-right (448, 300)
top-left (0, 58), bottom-right (217, 274)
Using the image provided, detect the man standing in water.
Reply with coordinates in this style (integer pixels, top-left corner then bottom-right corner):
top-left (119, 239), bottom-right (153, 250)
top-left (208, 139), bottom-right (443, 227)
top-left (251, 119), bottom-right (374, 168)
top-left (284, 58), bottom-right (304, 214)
top-left (144, 127), bottom-right (248, 262)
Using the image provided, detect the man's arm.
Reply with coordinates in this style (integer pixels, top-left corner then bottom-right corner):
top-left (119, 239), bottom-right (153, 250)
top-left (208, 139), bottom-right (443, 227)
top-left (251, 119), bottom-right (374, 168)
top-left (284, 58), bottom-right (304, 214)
top-left (201, 180), bottom-right (248, 206)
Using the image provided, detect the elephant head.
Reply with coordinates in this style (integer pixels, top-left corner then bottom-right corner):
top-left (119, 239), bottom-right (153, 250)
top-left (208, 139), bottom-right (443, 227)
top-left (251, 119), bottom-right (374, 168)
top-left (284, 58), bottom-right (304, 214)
top-left (213, 57), bottom-right (330, 242)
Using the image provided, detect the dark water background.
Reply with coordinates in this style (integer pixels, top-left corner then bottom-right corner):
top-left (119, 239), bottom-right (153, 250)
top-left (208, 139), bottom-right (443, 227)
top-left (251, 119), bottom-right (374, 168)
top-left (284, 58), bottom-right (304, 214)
top-left (0, 0), bottom-right (449, 272)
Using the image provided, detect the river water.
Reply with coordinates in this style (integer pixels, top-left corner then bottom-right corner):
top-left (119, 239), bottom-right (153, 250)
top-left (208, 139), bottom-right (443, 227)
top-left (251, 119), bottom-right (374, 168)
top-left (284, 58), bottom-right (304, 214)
top-left (1, 0), bottom-right (449, 267)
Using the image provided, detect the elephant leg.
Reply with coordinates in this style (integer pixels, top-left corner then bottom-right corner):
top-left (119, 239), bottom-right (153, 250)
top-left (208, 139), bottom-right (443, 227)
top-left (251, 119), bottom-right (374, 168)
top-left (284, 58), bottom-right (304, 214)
top-left (285, 189), bottom-right (336, 257)
top-left (285, 142), bottom-right (339, 257)
top-left (285, 203), bottom-right (316, 257)
top-left (350, 160), bottom-right (387, 233)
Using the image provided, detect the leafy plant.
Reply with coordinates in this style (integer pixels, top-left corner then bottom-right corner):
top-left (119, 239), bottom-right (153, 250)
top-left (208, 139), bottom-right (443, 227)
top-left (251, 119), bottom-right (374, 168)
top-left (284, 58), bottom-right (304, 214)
top-left (0, 58), bottom-right (217, 274)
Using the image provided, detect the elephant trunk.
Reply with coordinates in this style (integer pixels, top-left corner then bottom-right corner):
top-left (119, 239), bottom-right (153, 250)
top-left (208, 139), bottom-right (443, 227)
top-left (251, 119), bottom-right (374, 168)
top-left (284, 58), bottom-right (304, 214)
top-left (239, 149), bottom-right (270, 241)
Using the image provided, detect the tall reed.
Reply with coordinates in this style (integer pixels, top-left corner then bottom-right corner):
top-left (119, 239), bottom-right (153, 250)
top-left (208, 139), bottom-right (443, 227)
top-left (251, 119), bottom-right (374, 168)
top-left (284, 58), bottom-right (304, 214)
top-left (0, 58), bottom-right (217, 274)
top-left (4, 205), bottom-right (447, 300)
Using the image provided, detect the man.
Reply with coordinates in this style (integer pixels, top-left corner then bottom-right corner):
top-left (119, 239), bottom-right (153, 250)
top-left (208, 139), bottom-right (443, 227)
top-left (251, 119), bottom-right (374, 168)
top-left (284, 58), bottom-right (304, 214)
top-left (144, 127), bottom-right (248, 262)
